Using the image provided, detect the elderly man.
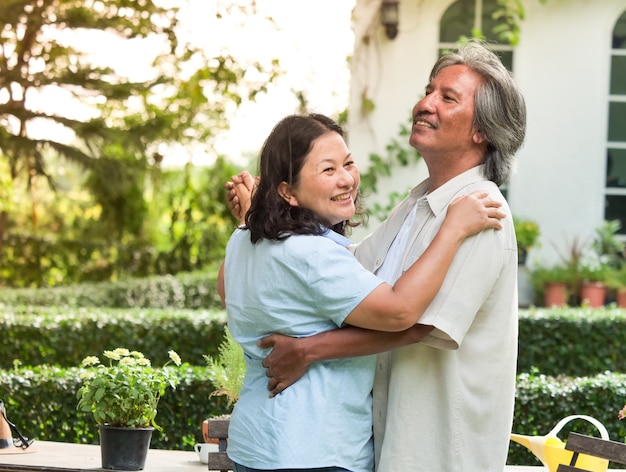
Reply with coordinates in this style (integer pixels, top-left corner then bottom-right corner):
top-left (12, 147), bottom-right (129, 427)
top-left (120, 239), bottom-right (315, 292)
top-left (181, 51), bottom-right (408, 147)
top-left (228, 39), bottom-right (526, 472)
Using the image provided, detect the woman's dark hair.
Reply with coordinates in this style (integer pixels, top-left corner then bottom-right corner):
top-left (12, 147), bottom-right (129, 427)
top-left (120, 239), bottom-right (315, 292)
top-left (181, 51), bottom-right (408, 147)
top-left (245, 113), bottom-right (365, 243)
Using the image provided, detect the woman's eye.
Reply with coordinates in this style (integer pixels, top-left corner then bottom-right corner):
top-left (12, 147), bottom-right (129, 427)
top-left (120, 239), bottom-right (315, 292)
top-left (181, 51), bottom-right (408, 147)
top-left (323, 167), bottom-right (334, 173)
top-left (345, 160), bottom-right (355, 168)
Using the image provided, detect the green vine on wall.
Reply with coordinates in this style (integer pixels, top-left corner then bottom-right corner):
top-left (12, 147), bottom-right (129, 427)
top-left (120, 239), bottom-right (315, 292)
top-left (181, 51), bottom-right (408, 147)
top-left (359, 118), bottom-right (421, 224)
top-left (493, 0), bottom-right (548, 45)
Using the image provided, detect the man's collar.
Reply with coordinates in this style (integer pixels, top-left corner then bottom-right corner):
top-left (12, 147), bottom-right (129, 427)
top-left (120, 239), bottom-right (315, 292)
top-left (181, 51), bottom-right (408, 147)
top-left (418, 165), bottom-right (487, 216)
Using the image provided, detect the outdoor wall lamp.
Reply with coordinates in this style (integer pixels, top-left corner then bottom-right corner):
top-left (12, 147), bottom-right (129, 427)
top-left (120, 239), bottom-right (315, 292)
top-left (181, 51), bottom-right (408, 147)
top-left (381, 0), bottom-right (399, 40)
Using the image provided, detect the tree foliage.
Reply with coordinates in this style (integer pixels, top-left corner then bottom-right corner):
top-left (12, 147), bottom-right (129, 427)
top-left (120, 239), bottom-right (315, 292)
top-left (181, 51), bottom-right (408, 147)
top-left (0, 0), bottom-right (281, 285)
top-left (0, 0), bottom-right (279, 237)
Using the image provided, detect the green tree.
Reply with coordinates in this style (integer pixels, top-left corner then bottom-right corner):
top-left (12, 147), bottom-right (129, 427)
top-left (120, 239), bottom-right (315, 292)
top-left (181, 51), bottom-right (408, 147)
top-left (0, 0), bottom-right (279, 249)
top-left (150, 157), bottom-right (241, 275)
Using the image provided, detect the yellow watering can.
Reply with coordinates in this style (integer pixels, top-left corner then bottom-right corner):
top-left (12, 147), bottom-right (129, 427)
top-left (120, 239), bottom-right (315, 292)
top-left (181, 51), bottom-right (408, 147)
top-left (511, 415), bottom-right (609, 472)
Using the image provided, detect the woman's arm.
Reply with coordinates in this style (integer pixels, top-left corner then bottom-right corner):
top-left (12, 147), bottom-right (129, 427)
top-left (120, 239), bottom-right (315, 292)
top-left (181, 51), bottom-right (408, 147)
top-left (217, 261), bottom-right (225, 307)
top-left (344, 191), bottom-right (504, 332)
top-left (217, 172), bottom-right (256, 306)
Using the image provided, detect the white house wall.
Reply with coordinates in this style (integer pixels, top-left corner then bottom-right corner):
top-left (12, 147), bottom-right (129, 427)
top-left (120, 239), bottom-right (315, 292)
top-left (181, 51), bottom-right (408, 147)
top-left (348, 0), bottom-right (626, 266)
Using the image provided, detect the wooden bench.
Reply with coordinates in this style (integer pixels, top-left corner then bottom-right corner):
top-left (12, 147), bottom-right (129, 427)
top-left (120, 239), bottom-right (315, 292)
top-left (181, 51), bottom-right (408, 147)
top-left (206, 419), bottom-right (233, 472)
top-left (557, 432), bottom-right (626, 471)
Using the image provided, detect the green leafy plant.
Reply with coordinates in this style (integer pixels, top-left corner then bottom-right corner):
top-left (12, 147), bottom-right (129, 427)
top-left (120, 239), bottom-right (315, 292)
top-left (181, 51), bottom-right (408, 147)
top-left (606, 265), bottom-right (626, 291)
top-left (577, 261), bottom-right (609, 284)
top-left (204, 327), bottom-right (245, 409)
top-left (513, 217), bottom-right (540, 262)
top-left (591, 219), bottom-right (624, 269)
top-left (529, 262), bottom-right (576, 295)
top-left (77, 348), bottom-right (182, 430)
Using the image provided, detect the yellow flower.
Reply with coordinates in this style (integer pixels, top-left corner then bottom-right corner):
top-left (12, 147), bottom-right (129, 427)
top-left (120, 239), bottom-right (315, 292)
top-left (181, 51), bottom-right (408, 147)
top-left (168, 350), bottom-right (181, 366)
top-left (79, 371), bottom-right (96, 380)
top-left (80, 356), bottom-right (100, 367)
top-left (119, 357), bottom-right (136, 367)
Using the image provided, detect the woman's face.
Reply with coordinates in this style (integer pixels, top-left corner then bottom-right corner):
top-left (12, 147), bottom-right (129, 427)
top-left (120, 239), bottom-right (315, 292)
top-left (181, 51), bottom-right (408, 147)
top-left (280, 131), bottom-right (359, 226)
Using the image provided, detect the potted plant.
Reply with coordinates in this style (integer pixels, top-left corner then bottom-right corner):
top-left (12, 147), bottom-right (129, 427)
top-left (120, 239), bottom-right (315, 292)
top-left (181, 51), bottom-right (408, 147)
top-left (77, 348), bottom-right (182, 471)
top-left (591, 219), bottom-right (624, 268)
top-left (530, 263), bottom-right (576, 307)
top-left (204, 327), bottom-right (245, 408)
top-left (606, 264), bottom-right (626, 308)
top-left (514, 217), bottom-right (541, 307)
top-left (577, 261), bottom-right (609, 308)
top-left (202, 327), bottom-right (245, 471)
top-left (514, 217), bottom-right (541, 265)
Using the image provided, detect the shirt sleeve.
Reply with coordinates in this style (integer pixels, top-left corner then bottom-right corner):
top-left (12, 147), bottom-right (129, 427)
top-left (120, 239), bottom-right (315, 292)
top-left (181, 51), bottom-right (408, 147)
top-left (293, 236), bottom-right (385, 328)
top-left (417, 227), bottom-right (508, 349)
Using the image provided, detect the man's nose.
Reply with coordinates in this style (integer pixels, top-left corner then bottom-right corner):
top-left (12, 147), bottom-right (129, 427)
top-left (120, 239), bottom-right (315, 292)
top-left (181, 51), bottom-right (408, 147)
top-left (416, 94), bottom-right (435, 114)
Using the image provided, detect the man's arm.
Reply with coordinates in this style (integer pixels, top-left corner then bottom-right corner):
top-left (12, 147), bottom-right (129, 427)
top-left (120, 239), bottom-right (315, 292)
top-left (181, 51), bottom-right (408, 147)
top-left (258, 324), bottom-right (434, 396)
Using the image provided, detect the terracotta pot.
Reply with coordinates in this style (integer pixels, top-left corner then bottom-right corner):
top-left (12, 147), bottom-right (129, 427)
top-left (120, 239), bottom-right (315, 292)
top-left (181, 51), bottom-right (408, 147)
top-left (544, 282), bottom-right (568, 307)
top-left (580, 282), bottom-right (607, 308)
top-left (202, 419), bottom-right (220, 445)
top-left (99, 425), bottom-right (153, 470)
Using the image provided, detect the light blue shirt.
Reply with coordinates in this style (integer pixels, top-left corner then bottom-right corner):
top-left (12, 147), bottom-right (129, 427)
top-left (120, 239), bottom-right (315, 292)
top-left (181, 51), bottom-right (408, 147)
top-left (224, 228), bottom-right (384, 472)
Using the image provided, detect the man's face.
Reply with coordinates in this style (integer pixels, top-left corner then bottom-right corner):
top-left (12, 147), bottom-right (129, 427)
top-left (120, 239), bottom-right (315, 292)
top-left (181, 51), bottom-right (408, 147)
top-left (409, 64), bottom-right (485, 158)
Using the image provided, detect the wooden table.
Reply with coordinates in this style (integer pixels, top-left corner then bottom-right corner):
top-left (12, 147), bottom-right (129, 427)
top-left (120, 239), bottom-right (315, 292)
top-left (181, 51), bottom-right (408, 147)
top-left (0, 440), bottom-right (207, 471)
top-left (0, 442), bottom-right (589, 472)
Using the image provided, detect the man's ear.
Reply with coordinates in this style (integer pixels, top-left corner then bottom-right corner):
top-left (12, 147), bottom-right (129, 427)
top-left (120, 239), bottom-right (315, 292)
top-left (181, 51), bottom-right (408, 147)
top-left (278, 182), bottom-right (298, 206)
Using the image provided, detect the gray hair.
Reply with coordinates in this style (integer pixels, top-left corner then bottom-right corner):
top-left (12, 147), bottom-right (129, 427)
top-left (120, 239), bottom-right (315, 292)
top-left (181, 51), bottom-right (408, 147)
top-left (430, 40), bottom-right (526, 186)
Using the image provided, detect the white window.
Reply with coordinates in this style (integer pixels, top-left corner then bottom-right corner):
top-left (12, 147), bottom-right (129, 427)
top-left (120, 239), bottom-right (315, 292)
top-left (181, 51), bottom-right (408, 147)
top-left (606, 10), bottom-right (626, 236)
top-left (439, 0), bottom-right (514, 70)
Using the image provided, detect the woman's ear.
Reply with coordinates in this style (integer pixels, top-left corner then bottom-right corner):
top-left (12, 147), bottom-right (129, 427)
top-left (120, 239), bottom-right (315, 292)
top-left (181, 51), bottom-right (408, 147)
top-left (278, 182), bottom-right (298, 206)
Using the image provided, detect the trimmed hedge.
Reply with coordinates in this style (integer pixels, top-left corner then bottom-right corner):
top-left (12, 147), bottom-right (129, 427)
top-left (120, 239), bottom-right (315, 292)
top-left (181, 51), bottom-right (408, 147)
top-left (0, 269), bottom-right (223, 310)
top-left (0, 306), bottom-right (227, 369)
top-left (2, 365), bottom-right (626, 464)
top-left (517, 306), bottom-right (626, 376)
top-left (3, 305), bottom-right (626, 376)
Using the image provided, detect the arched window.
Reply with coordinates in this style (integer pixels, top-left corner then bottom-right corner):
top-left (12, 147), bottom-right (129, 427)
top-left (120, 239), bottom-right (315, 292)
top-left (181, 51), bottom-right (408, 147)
top-left (605, 10), bottom-right (626, 235)
top-left (439, 0), bottom-right (514, 71)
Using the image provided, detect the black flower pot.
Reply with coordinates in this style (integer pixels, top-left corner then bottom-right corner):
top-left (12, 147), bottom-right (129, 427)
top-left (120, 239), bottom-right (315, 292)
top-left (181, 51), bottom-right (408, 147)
top-left (99, 425), bottom-right (154, 470)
